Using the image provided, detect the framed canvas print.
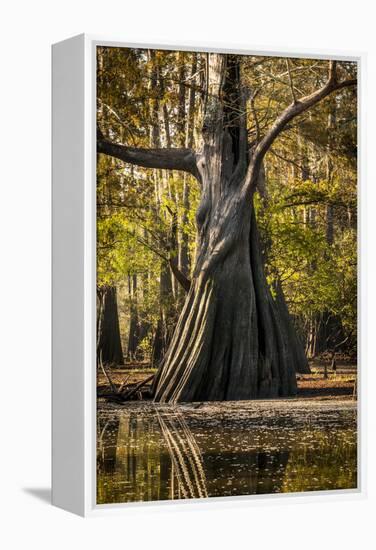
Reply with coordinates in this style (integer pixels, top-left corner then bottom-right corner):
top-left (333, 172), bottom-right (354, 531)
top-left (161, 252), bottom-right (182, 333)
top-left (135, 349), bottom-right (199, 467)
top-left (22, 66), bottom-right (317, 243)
top-left (52, 35), bottom-right (364, 516)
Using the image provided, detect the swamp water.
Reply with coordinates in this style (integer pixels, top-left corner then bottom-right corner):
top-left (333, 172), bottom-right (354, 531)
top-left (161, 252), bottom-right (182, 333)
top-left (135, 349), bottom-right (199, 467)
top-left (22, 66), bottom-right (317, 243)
top-left (97, 399), bottom-right (357, 504)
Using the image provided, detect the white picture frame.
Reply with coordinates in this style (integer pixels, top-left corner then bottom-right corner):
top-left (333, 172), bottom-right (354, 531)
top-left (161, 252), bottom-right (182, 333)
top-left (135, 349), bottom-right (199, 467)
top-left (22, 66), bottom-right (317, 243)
top-left (52, 34), bottom-right (366, 517)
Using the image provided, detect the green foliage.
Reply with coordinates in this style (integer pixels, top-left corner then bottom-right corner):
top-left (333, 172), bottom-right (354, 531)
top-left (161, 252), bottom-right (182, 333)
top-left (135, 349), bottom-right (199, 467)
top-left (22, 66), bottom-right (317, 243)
top-left (97, 47), bottom-right (357, 361)
top-left (256, 161), bottom-right (357, 342)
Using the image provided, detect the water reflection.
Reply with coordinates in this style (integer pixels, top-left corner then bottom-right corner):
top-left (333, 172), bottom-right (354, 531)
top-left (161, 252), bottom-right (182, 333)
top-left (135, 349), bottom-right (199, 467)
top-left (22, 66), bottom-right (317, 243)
top-left (97, 401), bottom-right (357, 504)
top-left (156, 410), bottom-right (208, 499)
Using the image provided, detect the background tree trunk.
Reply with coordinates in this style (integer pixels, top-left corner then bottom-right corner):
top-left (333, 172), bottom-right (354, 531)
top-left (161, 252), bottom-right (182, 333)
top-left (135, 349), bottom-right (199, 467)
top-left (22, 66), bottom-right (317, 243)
top-left (127, 273), bottom-right (147, 361)
top-left (97, 286), bottom-right (124, 365)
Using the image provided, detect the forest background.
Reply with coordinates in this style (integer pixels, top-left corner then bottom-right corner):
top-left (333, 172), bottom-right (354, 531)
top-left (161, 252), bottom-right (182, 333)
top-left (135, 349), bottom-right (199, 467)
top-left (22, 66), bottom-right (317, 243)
top-left (96, 48), bottom-right (357, 374)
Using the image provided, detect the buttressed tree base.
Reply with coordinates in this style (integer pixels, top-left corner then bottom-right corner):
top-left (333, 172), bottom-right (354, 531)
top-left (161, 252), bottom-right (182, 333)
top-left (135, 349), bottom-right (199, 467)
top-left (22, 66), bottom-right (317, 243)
top-left (52, 36), bottom-right (359, 514)
top-left (97, 52), bottom-right (355, 403)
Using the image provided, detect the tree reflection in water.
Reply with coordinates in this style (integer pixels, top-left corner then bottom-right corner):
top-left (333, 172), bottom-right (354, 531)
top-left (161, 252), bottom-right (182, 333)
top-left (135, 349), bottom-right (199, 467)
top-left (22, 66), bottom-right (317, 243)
top-left (156, 409), bottom-right (208, 499)
top-left (97, 417), bottom-right (120, 475)
top-left (96, 402), bottom-right (356, 505)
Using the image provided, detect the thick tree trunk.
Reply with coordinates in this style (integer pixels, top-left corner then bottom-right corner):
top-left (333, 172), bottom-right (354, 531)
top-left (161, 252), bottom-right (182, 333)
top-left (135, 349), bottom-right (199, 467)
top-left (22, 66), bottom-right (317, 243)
top-left (153, 54), bottom-right (301, 402)
top-left (153, 193), bottom-right (301, 401)
top-left (97, 286), bottom-right (124, 366)
top-left (154, 206), bottom-right (258, 401)
top-left (98, 54), bottom-right (356, 403)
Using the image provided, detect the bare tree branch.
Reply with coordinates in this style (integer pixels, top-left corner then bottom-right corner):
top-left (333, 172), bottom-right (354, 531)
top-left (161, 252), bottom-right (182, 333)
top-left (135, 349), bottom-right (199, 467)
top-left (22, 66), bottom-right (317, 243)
top-left (97, 131), bottom-right (200, 180)
top-left (285, 59), bottom-right (297, 104)
top-left (249, 89), bottom-right (261, 142)
top-left (243, 61), bottom-right (357, 193)
top-left (98, 99), bottom-right (137, 145)
top-left (168, 259), bottom-right (191, 292)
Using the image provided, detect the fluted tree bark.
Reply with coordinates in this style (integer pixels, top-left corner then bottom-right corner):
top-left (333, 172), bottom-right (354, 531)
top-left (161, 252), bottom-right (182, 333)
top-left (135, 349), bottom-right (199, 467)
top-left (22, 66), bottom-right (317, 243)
top-left (98, 55), bottom-right (356, 402)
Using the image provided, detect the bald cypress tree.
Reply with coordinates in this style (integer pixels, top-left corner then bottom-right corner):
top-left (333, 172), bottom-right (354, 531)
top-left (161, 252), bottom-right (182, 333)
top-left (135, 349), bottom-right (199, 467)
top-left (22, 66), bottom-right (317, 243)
top-left (98, 54), bottom-right (356, 402)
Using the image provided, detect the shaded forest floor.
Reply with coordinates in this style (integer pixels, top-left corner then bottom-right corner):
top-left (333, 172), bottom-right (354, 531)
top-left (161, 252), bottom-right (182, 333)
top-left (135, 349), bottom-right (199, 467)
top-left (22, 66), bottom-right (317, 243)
top-left (297, 360), bottom-right (356, 400)
top-left (97, 360), bottom-right (357, 402)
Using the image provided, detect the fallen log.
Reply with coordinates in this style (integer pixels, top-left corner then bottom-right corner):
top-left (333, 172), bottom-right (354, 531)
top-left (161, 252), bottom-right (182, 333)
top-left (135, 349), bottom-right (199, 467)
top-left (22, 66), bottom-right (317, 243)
top-left (121, 374), bottom-right (155, 401)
